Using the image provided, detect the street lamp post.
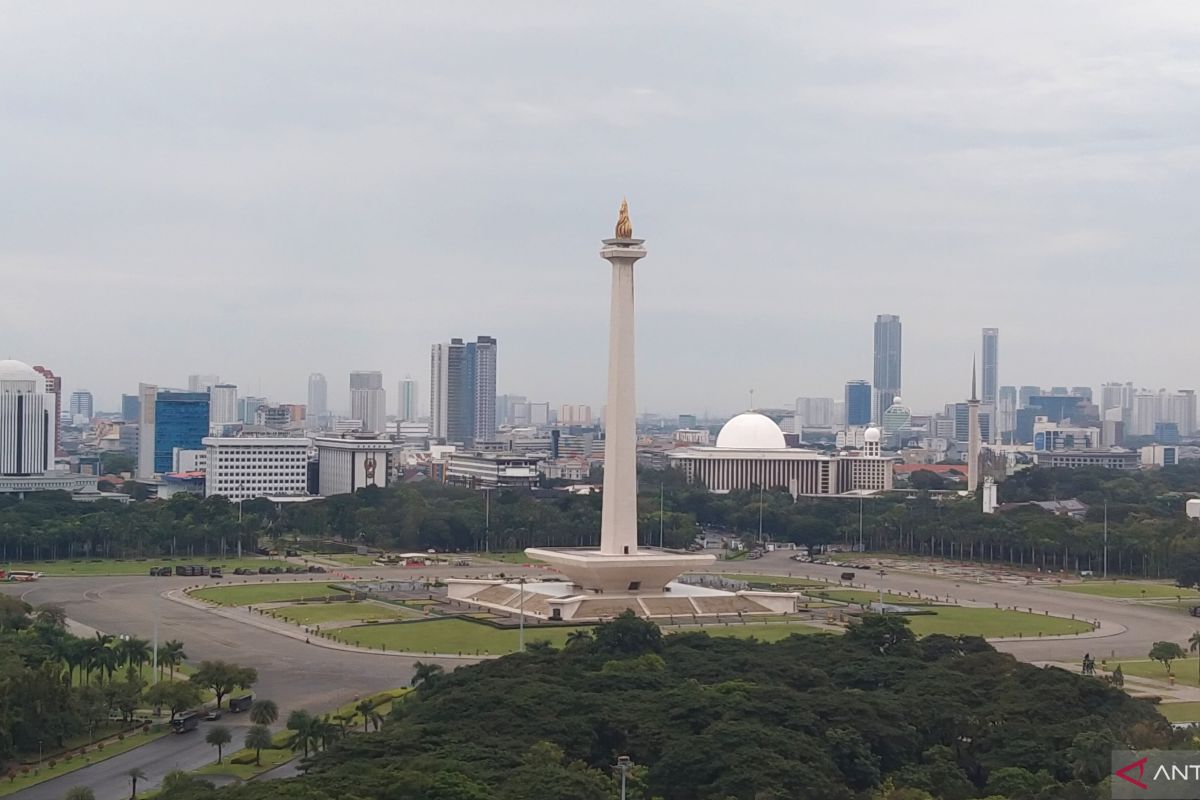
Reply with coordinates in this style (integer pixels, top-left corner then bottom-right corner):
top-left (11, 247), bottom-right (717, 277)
top-left (1103, 500), bottom-right (1108, 579)
top-left (518, 578), bottom-right (526, 652)
top-left (613, 755), bottom-right (633, 800)
top-left (878, 569), bottom-right (886, 611)
top-left (858, 495), bottom-right (864, 552)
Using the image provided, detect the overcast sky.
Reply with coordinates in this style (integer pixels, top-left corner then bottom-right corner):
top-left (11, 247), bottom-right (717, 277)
top-left (2, 2), bottom-right (1198, 417)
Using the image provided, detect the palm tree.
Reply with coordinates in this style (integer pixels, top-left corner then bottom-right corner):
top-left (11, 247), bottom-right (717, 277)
top-left (286, 709), bottom-right (316, 758)
top-left (1188, 631), bottom-right (1200, 684)
top-left (244, 725), bottom-right (273, 766)
top-left (354, 699), bottom-right (383, 733)
top-left (34, 604), bottom-right (67, 629)
top-left (249, 699), bottom-right (279, 727)
top-left (126, 767), bottom-right (146, 799)
top-left (158, 640), bottom-right (186, 681)
top-left (565, 629), bottom-right (593, 649)
top-left (410, 661), bottom-right (444, 689)
top-left (122, 637), bottom-right (152, 675)
top-left (206, 725), bottom-right (232, 764)
top-left (64, 787), bottom-right (95, 800)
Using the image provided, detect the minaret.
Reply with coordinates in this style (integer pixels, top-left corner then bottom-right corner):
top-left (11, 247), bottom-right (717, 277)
top-left (967, 358), bottom-right (981, 493)
top-left (598, 199), bottom-right (645, 555)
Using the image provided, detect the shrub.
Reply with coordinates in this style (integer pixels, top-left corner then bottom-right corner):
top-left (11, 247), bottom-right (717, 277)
top-left (230, 752), bottom-right (257, 765)
top-left (96, 743), bottom-right (104, 751)
top-left (117, 733), bottom-right (125, 741)
top-left (47, 759), bottom-right (56, 769)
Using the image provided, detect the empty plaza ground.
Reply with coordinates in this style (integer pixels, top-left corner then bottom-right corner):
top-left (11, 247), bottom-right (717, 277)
top-left (0, 556), bottom-right (289, 577)
top-left (272, 600), bottom-right (408, 625)
top-left (1053, 581), bottom-right (1200, 599)
top-left (191, 582), bottom-right (348, 606)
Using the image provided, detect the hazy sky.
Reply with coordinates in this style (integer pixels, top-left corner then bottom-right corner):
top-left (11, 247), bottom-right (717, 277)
top-left (3, 3), bottom-right (1198, 417)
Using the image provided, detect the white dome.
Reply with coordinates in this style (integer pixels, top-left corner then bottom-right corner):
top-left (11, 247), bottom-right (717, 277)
top-left (716, 412), bottom-right (787, 449)
top-left (864, 427), bottom-right (881, 443)
top-left (0, 359), bottom-right (40, 383)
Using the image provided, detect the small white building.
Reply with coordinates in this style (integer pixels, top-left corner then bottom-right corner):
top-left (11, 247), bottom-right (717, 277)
top-left (203, 436), bottom-right (311, 501)
top-left (313, 433), bottom-right (394, 496)
top-left (446, 451), bottom-right (539, 489)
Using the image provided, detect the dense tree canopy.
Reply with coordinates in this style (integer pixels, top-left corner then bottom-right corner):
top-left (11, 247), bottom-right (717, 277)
top-left (181, 614), bottom-right (1166, 800)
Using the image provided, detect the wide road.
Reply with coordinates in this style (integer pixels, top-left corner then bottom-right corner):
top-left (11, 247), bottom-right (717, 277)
top-left (709, 552), bottom-right (1199, 662)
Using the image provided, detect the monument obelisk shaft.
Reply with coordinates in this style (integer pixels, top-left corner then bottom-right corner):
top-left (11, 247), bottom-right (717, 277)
top-left (599, 200), bottom-right (645, 556)
top-left (967, 359), bottom-right (981, 493)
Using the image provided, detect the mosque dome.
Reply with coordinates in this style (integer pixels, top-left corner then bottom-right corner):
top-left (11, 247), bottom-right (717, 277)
top-left (864, 427), bottom-right (882, 443)
top-left (716, 412), bottom-right (787, 449)
top-left (0, 359), bottom-right (41, 386)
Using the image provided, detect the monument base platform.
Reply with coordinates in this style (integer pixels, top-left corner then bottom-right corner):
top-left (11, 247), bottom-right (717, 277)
top-left (523, 546), bottom-right (716, 593)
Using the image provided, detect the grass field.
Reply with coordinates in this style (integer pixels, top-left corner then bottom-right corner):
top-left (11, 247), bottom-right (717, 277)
top-left (191, 582), bottom-right (348, 606)
top-left (474, 552), bottom-right (544, 565)
top-left (1053, 581), bottom-right (1200, 599)
top-left (1, 557), bottom-right (288, 577)
top-left (195, 730), bottom-right (295, 782)
top-left (1108, 658), bottom-right (1200, 688)
top-left (321, 553), bottom-right (382, 567)
top-left (901, 607), bottom-right (1092, 638)
top-left (813, 589), bottom-right (935, 606)
top-left (1159, 702), bottom-right (1200, 723)
top-left (272, 601), bottom-right (406, 625)
top-left (0, 728), bottom-right (169, 797)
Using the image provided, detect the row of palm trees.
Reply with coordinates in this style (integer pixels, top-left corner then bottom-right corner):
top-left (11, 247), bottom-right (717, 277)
top-left (52, 633), bottom-right (187, 686)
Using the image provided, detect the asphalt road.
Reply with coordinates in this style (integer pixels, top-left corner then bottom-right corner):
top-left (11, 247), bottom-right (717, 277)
top-left (3, 555), bottom-right (1195, 798)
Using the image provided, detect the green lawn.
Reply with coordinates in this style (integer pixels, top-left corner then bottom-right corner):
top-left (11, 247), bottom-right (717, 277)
top-left (710, 573), bottom-right (828, 588)
top-left (813, 589), bottom-right (935, 606)
top-left (321, 553), bottom-right (382, 567)
top-left (272, 601), bottom-right (406, 625)
top-left (1108, 658), bottom-right (1200, 688)
top-left (1159, 702), bottom-right (1200, 723)
top-left (901, 607), bottom-right (1092, 638)
top-left (1053, 581), bottom-right (1200, 599)
top-left (195, 730), bottom-right (296, 781)
top-left (474, 552), bottom-right (544, 565)
top-left (1, 557), bottom-right (288, 577)
top-left (0, 728), bottom-right (169, 797)
top-left (191, 582), bottom-right (348, 606)
top-left (683, 623), bottom-right (826, 642)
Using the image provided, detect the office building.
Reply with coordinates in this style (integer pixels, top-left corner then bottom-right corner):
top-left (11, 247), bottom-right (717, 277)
top-left (558, 404), bottom-right (593, 425)
top-left (1036, 449), bottom-right (1140, 470)
top-left (32, 366), bottom-right (62, 456)
top-left (954, 402), bottom-right (991, 443)
top-left (430, 336), bottom-right (497, 445)
top-left (399, 377), bottom-right (418, 422)
top-left (1164, 390), bottom-right (1197, 436)
top-left (0, 360), bottom-right (56, 475)
top-left (678, 414), bottom-right (697, 429)
top-left (209, 384), bottom-right (238, 426)
top-left (1018, 386), bottom-right (1042, 408)
top-left (255, 404), bottom-right (294, 429)
top-left (881, 397), bottom-right (912, 436)
top-left (981, 328), bottom-right (999, 406)
top-left (997, 385), bottom-right (1017, 439)
top-left (496, 394), bottom-right (525, 427)
top-left (121, 393), bottom-right (141, 423)
top-left (1033, 419), bottom-right (1099, 451)
top-left (307, 373), bottom-right (328, 422)
top-left (237, 396), bottom-right (266, 424)
top-left (1131, 392), bottom-right (1162, 436)
top-left (872, 314), bottom-right (902, 423)
top-left (1141, 444), bottom-right (1180, 468)
top-left (445, 451), bottom-right (540, 490)
top-left (187, 374), bottom-right (220, 393)
top-left (1100, 382), bottom-right (1135, 420)
top-left (203, 436), bottom-right (311, 501)
top-left (795, 397), bottom-right (834, 429)
top-left (68, 390), bottom-right (93, 422)
top-left (137, 387), bottom-right (210, 478)
top-left (349, 371), bottom-right (387, 434)
top-left (313, 433), bottom-right (393, 496)
top-left (844, 380), bottom-right (872, 427)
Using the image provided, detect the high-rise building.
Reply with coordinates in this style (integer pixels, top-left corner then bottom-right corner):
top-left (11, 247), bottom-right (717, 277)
top-left (238, 396), bottom-right (267, 424)
top-left (496, 394), bottom-right (526, 427)
top-left (872, 314), bottom-right (902, 423)
top-left (998, 385), bottom-right (1017, 438)
top-left (138, 387), bottom-right (209, 477)
top-left (1132, 391), bottom-right (1162, 436)
top-left (307, 373), bottom-right (328, 422)
top-left (187, 374), bottom-right (220, 393)
top-left (203, 436), bottom-right (311, 501)
top-left (1101, 382), bottom-right (1135, 420)
top-left (0, 360), bottom-right (56, 476)
top-left (121, 393), bottom-right (140, 423)
top-left (795, 397), bottom-right (835, 429)
top-left (844, 380), bottom-right (872, 427)
top-left (32, 366), bottom-right (62, 457)
top-left (1018, 386), bottom-right (1042, 408)
top-left (981, 328), bottom-right (999, 406)
top-left (430, 336), bottom-right (497, 445)
top-left (1164, 390), bottom-right (1197, 436)
top-left (68, 390), bottom-right (94, 422)
top-left (349, 371), bottom-right (387, 434)
top-left (559, 404), bottom-right (593, 425)
top-left (209, 384), bottom-right (238, 427)
top-left (399, 377), bottom-right (418, 422)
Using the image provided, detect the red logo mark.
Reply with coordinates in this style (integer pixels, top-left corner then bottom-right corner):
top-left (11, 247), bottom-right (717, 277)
top-left (1116, 757), bottom-right (1149, 790)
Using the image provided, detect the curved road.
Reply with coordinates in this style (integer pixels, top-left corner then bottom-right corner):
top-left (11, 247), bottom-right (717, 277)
top-left (2, 556), bottom-right (1193, 798)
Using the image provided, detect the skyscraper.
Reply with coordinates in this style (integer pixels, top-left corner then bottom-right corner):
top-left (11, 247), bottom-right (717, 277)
top-left (209, 384), bottom-right (238, 427)
top-left (0, 360), bottom-right (56, 476)
top-left (872, 314), bottom-right (902, 423)
top-left (307, 373), bottom-right (328, 422)
top-left (349, 371), bottom-right (387, 434)
top-left (32, 365), bottom-right (62, 457)
top-left (430, 336), bottom-right (497, 445)
top-left (981, 328), bottom-right (998, 406)
top-left (398, 377), bottom-right (418, 422)
top-left (187, 374), bottom-right (220, 392)
top-left (138, 387), bottom-right (209, 477)
top-left (69, 390), bottom-right (94, 421)
top-left (121, 393), bottom-right (140, 423)
top-left (844, 380), bottom-right (872, 426)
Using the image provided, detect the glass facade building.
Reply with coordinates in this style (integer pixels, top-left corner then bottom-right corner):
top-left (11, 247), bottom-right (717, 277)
top-left (153, 391), bottom-right (210, 474)
top-left (844, 380), bottom-right (872, 426)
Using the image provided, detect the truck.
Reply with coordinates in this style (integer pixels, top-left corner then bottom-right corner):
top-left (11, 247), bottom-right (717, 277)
top-left (229, 694), bottom-right (253, 713)
top-left (174, 565), bottom-right (210, 577)
top-left (171, 711), bottom-right (200, 734)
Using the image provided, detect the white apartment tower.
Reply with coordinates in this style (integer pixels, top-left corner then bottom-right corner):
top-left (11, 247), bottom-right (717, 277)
top-left (202, 437), bottom-right (311, 501)
top-left (209, 384), bottom-right (239, 427)
top-left (307, 373), bottom-right (328, 422)
top-left (349, 371), bottom-right (386, 434)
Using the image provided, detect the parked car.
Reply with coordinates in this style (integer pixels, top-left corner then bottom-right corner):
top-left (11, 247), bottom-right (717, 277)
top-left (205, 708), bottom-right (222, 720)
top-left (840, 572), bottom-right (856, 581)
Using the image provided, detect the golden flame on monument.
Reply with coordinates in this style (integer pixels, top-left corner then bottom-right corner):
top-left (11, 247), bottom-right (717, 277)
top-left (615, 198), bottom-right (633, 239)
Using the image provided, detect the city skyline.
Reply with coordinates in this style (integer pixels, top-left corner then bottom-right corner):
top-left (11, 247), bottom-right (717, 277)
top-left (3, 4), bottom-right (1199, 413)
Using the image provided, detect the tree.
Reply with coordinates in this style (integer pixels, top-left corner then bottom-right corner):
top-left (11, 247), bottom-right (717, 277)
top-left (190, 660), bottom-right (257, 709)
top-left (145, 680), bottom-right (204, 722)
top-left (355, 699), bottom-right (383, 733)
top-left (564, 630), bottom-right (593, 649)
top-left (410, 661), bottom-right (445, 689)
top-left (250, 699), bottom-right (279, 726)
top-left (158, 640), bottom-right (186, 681)
top-left (1188, 631), bottom-right (1200, 684)
top-left (287, 710), bottom-right (319, 758)
top-left (158, 770), bottom-right (216, 798)
top-left (64, 787), bottom-right (96, 800)
top-left (592, 611), bottom-right (663, 656)
top-left (496, 741), bottom-right (610, 800)
top-left (206, 725), bottom-right (232, 764)
top-left (847, 614), bottom-right (918, 657)
top-left (1066, 730), bottom-right (1116, 783)
top-left (1149, 641), bottom-right (1185, 674)
top-left (126, 767), bottom-right (146, 800)
top-left (245, 724), bottom-right (274, 766)
top-left (33, 604), bottom-right (67, 630)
